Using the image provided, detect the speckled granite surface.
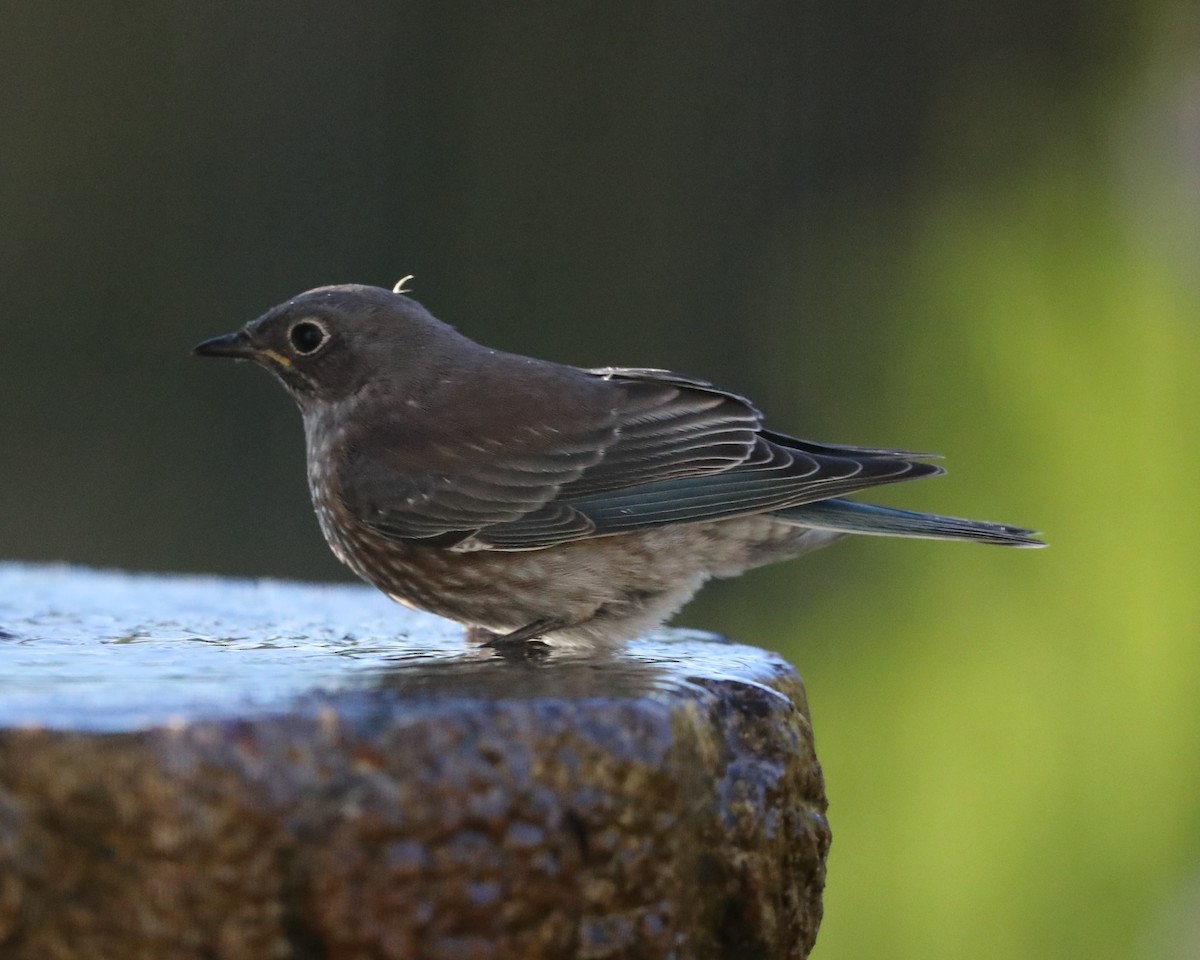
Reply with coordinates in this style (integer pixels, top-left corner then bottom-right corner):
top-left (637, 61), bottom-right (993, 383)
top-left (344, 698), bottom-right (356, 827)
top-left (0, 564), bottom-right (829, 959)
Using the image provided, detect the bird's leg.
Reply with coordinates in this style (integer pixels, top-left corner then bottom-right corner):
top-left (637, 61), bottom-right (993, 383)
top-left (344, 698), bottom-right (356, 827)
top-left (477, 617), bottom-right (568, 654)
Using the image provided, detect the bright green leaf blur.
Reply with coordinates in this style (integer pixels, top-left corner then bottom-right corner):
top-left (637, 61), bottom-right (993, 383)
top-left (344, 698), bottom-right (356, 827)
top-left (772, 26), bottom-right (1200, 960)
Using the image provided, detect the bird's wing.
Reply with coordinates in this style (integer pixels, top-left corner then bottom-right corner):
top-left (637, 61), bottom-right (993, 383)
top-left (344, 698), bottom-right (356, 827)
top-left (337, 416), bottom-right (616, 548)
top-left (340, 365), bottom-right (942, 550)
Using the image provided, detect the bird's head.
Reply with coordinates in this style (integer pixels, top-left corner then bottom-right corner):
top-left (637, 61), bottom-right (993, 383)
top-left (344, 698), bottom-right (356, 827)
top-left (193, 282), bottom-right (465, 409)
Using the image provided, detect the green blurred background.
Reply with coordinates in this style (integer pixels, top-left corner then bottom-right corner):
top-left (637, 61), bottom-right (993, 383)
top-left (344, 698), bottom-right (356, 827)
top-left (3, 3), bottom-right (1198, 957)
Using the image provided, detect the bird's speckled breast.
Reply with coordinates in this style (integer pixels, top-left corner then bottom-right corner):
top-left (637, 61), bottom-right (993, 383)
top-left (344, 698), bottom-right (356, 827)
top-left (303, 404), bottom-right (353, 563)
top-left (301, 401), bottom-right (578, 630)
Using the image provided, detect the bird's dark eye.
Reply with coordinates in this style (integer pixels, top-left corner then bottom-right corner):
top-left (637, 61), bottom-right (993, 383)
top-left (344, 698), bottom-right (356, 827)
top-left (288, 320), bottom-right (328, 356)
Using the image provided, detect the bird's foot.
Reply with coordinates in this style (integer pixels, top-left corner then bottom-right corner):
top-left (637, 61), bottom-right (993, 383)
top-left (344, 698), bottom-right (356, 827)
top-left (469, 618), bottom-right (567, 660)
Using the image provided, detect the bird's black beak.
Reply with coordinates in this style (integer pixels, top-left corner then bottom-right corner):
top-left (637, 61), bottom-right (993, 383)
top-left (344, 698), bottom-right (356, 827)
top-left (193, 330), bottom-right (255, 359)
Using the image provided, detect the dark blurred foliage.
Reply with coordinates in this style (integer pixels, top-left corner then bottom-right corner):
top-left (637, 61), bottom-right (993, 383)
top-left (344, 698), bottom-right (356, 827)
top-left (3, 3), bottom-right (1198, 959)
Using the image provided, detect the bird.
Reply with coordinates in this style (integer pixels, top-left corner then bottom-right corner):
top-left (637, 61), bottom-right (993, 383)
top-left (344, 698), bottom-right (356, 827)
top-left (194, 282), bottom-right (1042, 651)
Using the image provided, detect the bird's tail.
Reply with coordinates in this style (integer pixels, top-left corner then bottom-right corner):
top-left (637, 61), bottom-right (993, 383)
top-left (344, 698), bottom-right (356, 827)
top-left (775, 498), bottom-right (1044, 547)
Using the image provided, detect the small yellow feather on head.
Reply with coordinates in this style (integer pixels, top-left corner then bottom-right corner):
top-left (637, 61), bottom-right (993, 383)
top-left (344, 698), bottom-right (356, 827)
top-left (393, 275), bottom-right (415, 295)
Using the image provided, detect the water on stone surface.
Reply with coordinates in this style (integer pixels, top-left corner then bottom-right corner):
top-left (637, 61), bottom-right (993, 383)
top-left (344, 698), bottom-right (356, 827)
top-left (0, 564), bottom-right (787, 732)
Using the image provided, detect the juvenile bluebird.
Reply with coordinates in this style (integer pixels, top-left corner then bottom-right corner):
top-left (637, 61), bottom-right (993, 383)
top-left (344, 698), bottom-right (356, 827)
top-left (195, 283), bottom-right (1042, 650)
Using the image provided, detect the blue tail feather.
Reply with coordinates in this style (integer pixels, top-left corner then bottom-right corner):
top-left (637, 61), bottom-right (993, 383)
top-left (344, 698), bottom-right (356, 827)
top-left (775, 498), bottom-right (1044, 547)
